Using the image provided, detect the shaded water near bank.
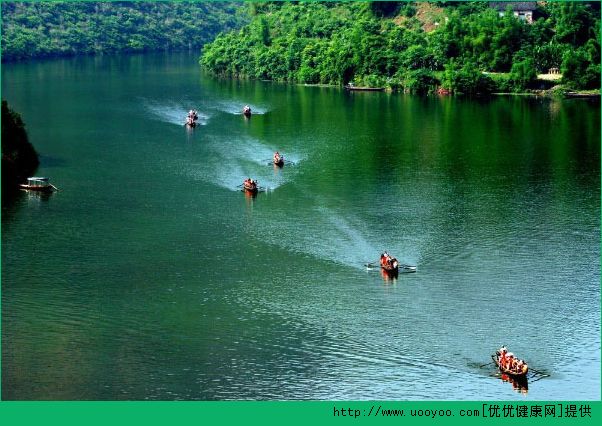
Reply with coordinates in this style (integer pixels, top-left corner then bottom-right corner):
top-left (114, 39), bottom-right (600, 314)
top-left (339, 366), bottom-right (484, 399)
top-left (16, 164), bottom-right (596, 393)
top-left (2, 52), bottom-right (600, 400)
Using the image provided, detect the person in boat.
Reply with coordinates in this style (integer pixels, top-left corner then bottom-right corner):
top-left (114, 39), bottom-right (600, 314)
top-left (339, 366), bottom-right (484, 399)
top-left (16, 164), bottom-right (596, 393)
top-left (506, 353), bottom-right (515, 370)
top-left (274, 151), bottom-right (280, 163)
top-left (498, 346), bottom-right (508, 368)
top-left (381, 252), bottom-right (395, 268)
top-left (243, 105), bottom-right (251, 115)
top-left (515, 359), bottom-right (524, 374)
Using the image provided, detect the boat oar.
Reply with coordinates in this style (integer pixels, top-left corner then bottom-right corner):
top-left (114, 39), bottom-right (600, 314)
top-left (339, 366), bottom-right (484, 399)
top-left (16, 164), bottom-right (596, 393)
top-left (529, 367), bottom-right (548, 377)
top-left (50, 184), bottom-right (60, 191)
top-left (364, 259), bottom-right (380, 267)
top-left (478, 360), bottom-right (494, 368)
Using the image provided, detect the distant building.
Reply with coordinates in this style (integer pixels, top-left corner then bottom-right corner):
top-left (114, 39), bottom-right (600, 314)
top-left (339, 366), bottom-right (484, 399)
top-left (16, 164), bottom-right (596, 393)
top-left (489, 2), bottom-right (538, 24)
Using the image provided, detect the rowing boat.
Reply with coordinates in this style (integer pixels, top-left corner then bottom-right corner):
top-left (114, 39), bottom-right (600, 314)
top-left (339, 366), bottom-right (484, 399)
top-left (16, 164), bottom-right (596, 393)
top-left (242, 182), bottom-right (258, 194)
top-left (345, 85), bottom-right (384, 92)
top-left (492, 353), bottom-right (529, 378)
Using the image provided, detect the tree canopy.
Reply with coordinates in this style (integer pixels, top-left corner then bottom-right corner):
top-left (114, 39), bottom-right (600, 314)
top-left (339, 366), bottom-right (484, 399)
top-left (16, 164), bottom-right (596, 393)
top-left (201, 1), bottom-right (600, 93)
top-left (1, 101), bottom-right (39, 195)
top-left (1, 2), bottom-right (248, 61)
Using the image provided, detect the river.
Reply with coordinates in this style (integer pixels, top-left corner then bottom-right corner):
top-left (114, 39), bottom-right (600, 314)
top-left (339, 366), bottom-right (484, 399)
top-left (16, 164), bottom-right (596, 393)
top-left (2, 52), bottom-right (600, 400)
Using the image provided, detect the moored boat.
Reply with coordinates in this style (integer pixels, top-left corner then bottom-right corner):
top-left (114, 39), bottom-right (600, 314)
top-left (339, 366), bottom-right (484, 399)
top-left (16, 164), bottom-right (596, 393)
top-left (19, 177), bottom-right (56, 192)
top-left (345, 84), bottom-right (384, 92)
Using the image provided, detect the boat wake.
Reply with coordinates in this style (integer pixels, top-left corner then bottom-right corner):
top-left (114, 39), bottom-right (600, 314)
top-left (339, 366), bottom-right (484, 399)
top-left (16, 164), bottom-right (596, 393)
top-left (186, 135), bottom-right (300, 192)
top-left (213, 100), bottom-right (268, 115)
top-left (247, 198), bottom-right (420, 271)
top-left (248, 206), bottom-right (386, 270)
top-left (143, 99), bottom-right (209, 126)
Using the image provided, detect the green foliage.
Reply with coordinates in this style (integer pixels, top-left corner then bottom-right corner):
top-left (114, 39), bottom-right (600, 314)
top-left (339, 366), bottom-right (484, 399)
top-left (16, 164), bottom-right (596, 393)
top-left (1, 2), bottom-right (248, 61)
top-left (398, 69), bottom-right (440, 93)
top-left (441, 61), bottom-right (495, 95)
top-left (1, 101), bottom-right (39, 193)
top-left (509, 58), bottom-right (538, 91)
top-left (200, 1), bottom-right (599, 92)
top-left (562, 48), bottom-right (601, 90)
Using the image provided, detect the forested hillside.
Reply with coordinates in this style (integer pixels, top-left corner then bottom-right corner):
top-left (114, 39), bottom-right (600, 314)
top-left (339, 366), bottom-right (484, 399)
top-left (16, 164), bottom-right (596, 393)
top-left (1, 101), bottom-right (39, 195)
top-left (201, 1), bottom-right (600, 93)
top-left (1, 1), bottom-right (248, 61)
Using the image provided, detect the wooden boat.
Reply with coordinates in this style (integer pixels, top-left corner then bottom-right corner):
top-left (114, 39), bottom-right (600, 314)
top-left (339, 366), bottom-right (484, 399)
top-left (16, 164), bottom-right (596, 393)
top-left (492, 352), bottom-right (529, 378)
top-left (345, 84), bottom-right (384, 92)
top-left (564, 92), bottom-right (600, 99)
top-left (242, 181), bottom-right (258, 194)
top-left (380, 257), bottom-right (399, 274)
top-left (19, 177), bottom-right (56, 192)
top-left (376, 253), bottom-right (417, 275)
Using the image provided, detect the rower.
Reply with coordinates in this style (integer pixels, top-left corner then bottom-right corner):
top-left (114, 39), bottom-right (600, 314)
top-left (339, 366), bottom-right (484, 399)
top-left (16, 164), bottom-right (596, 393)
top-left (507, 353), bottom-right (515, 370)
top-left (499, 348), bottom-right (507, 368)
top-left (516, 359), bottom-right (524, 373)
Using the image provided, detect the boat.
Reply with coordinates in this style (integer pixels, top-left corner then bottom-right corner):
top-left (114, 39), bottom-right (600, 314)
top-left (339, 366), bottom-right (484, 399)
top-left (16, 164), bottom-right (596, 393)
top-left (242, 180), bottom-right (258, 194)
top-left (185, 110), bottom-right (198, 127)
top-left (273, 153), bottom-right (284, 167)
top-left (380, 253), bottom-right (399, 274)
top-left (564, 92), bottom-right (600, 99)
top-left (243, 105), bottom-right (252, 117)
top-left (345, 84), bottom-right (384, 92)
top-left (492, 350), bottom-right (529, 379)
top-left (373, 252), bottom-right (417, 276)
top-left (19, 177), bottom-right (57, 192)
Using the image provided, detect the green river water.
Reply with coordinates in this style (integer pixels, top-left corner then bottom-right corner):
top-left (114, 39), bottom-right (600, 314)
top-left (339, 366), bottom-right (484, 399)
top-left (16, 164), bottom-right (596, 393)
top-left (2, 52), bottom-right (600, 400)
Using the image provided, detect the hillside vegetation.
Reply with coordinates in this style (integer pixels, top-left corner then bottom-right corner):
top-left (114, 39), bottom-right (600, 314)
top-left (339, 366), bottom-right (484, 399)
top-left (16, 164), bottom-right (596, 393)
top-left (200, 1), bottom-right (600, 94)
top-left (1, 101), bottom-right (39, 195)
top-left (1, 1), bottom-right (248, 61)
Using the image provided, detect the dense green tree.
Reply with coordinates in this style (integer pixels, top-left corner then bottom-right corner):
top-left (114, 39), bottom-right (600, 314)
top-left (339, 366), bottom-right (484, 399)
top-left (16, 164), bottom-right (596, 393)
top-left (509, 57), bottom-right (538, 91)
top-left (562, 47), bottom-right (600, 89)
top-left (202, 1), bottom-right (599, 92)
top-left (1, 101), bottom-right (39, 194)
top-left (1, 2), bottom-right (248, 61)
